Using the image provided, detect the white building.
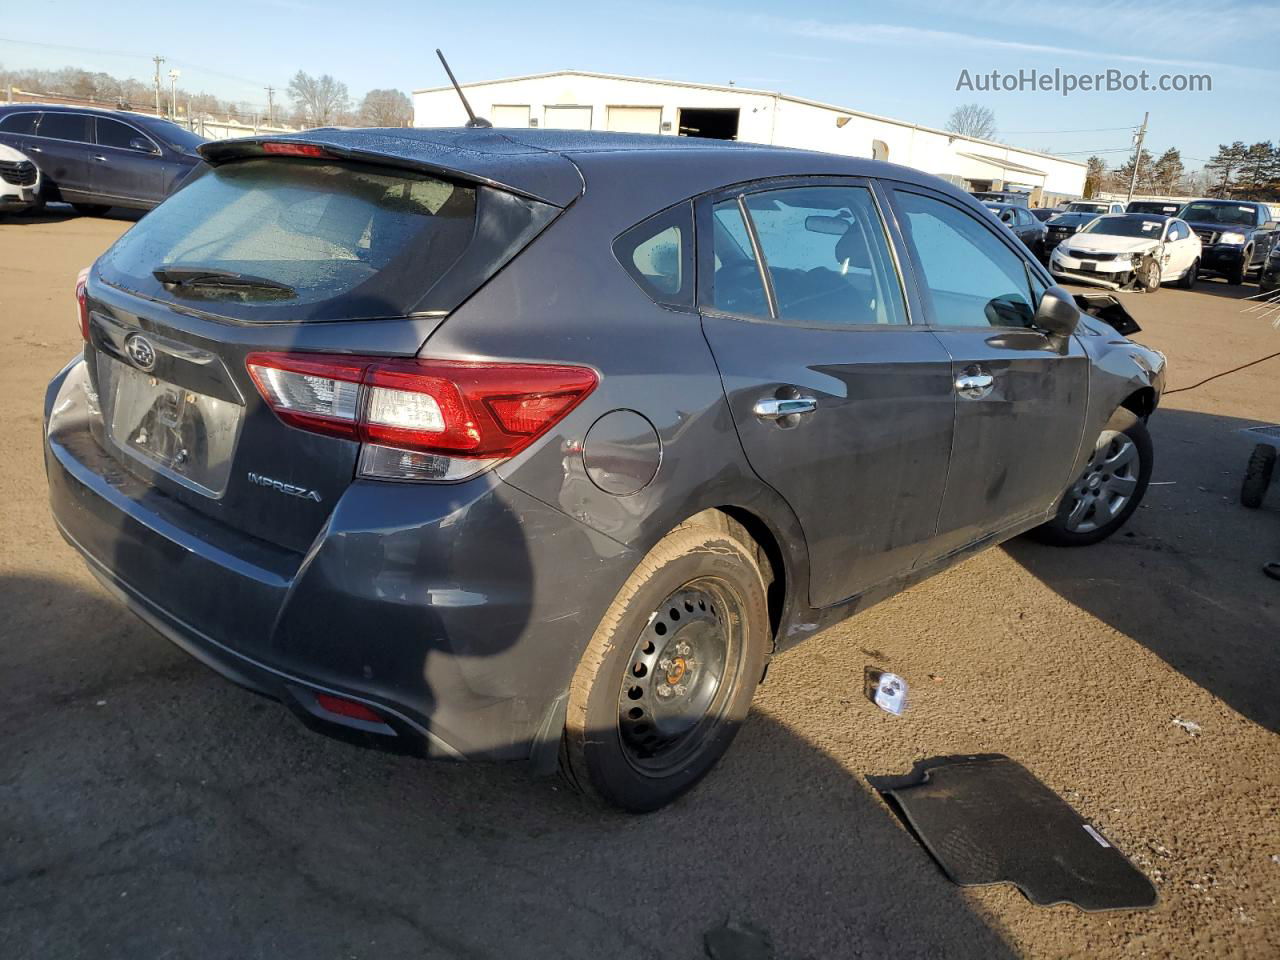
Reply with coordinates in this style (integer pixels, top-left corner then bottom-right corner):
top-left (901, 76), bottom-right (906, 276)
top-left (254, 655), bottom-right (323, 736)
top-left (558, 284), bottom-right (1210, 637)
top-left (413, 71), bottom-right (1086, 205)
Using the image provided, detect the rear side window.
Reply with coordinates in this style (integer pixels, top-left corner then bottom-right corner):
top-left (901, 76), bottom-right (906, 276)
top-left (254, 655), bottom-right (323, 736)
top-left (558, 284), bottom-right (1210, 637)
top-left (710, 199), bottom-right (768, 317)
top-left (744, 185), bottom-right (907, 326)
top-left (0, 112), bottom-right (39, 134)
top-left (613, 202), bottom-right (693, 308)
top-left (894, 190), bottom-right (1035, 328)
top-left (100, 158), bottom-right (491, 322)
top-left (36, 113), bottom-right (90, 142)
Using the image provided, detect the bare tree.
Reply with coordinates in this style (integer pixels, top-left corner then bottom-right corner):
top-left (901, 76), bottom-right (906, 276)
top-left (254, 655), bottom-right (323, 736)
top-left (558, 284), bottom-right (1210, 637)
top-left (358, 88), bottom-right (413, 127)
top-left (945, 103), bottom-right (996, 140)
top-left (287, 71), bottom-right (350, 127)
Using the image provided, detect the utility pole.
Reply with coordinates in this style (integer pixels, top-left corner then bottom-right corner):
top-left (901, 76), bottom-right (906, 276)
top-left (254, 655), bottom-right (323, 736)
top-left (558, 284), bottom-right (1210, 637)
top-left (152, 55), bottom-right (165, 116)
top-left (168, 69), bottom-right (181, 120)
top-left (1125, 112), bottom-right (1149, 204)
top-left (264, 86), bottom-right (275, 126)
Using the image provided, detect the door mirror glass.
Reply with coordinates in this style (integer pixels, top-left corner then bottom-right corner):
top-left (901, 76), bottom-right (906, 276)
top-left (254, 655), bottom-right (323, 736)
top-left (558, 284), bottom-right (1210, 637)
top-left (1033, 286), bottom-right (1080, 338)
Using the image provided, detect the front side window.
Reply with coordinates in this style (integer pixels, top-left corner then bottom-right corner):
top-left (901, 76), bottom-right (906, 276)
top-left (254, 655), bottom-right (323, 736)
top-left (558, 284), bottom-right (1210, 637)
top-left (613, 202), bottom-right (693, 308)
top-left (96, 117), bottom-right (155, 152)
top-left (36, 113), bottom-right (90, 143)
top-left (894, 190), bottom-right (1035, 328)
top-left (744, 185), bottom-right (907, 326)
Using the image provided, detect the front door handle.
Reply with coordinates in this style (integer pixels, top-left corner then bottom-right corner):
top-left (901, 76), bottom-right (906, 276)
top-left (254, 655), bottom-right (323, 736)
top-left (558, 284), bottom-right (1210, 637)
top-left (27, 145), bottom-right (42, 153)
top-left (955, 370), bottom-right (995, 400)
top-left (92, 154), bottom-right (107, 162)
top-left (753, 396), bottom-right (818, 420)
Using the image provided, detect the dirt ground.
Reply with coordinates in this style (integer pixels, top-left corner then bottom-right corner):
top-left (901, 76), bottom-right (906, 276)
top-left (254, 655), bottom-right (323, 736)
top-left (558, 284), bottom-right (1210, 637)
top-left (1, 207), bottom-right (1277, 960)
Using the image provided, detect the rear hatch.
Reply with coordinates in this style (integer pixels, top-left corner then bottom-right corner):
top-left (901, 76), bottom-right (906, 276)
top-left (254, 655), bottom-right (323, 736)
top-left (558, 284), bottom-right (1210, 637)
top-left (83, 146), bottom-right (562, 553)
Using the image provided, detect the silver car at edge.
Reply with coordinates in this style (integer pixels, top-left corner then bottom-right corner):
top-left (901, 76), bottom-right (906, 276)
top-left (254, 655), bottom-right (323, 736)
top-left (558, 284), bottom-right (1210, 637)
top-left (44, 129), bottom-right (1165, 811)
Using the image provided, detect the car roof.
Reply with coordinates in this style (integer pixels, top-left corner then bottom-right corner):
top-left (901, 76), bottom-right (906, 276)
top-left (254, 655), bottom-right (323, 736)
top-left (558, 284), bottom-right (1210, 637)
top-left (199, 126), bottom-right (962, 208)
top-left (0, 102), bottom-right (184, 130)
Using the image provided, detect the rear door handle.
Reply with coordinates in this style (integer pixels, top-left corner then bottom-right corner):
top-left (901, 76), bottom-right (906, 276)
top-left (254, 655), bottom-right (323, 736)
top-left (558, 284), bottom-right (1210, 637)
top-left (92, 154), bottom-right (107, 162)
top-left (27, 146), bottom-right (42, 153)
top-left (955, 371), bottom-right (994, 400)
top-left (753, 396), bottom-right (818, 420)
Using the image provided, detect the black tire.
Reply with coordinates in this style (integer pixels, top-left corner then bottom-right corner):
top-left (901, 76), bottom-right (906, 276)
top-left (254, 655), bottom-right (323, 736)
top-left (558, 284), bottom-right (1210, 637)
top-left (1240, 443), bottom-right (1276, 509)
top-left (1032, 408), bottom-right (1153, 547)
top-left (1178, 258), bottom-right (1198, 290)
top-left (71, 203), bottom-right (111, 216)
top-left (560, 512), bottom-right (770, 813)
top-left (1229, 250), bottom-right (1250, 286)
top-left (1136, 256), bottom-right (1162, 293)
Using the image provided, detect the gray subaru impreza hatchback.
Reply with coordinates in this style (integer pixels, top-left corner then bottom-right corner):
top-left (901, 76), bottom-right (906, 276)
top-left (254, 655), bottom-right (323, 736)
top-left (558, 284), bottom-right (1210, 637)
top-left (44, 128), bottom-right (1164, 811)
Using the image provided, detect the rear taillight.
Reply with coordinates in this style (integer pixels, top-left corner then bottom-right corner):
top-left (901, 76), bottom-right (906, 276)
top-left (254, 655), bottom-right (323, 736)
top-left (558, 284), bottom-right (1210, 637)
top-left (245, 353), bottom-right (598, 482)
top-left (75, 267), bottom-right (90, 341)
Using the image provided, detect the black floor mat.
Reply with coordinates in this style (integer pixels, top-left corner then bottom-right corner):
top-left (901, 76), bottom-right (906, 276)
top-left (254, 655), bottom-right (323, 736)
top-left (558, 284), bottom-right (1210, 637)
top-left (872, 754), bottom-right (1158, 911)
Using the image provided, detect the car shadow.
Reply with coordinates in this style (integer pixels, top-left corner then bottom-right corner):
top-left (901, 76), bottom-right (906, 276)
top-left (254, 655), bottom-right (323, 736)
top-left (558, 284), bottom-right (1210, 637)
top-left (1005, 406), bottom-right (1280, 733)
top-left (0, 571), bottom-right (1020, 959)
top-left (10, 203), bottom-right (144, 225)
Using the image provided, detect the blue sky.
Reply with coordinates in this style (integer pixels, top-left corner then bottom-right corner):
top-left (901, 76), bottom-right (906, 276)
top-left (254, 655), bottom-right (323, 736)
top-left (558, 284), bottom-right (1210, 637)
top-left (1, 0), bottom-right (1274, 171)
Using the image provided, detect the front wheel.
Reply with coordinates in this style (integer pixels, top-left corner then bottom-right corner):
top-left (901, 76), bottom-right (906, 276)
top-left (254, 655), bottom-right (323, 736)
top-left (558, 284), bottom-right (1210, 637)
top-left (1032, 408), bottom-right (1153, 546)
top-left (560, 513), bottom-right (770, 812)
top-left (1229, 251), bottom-right (1251, 286)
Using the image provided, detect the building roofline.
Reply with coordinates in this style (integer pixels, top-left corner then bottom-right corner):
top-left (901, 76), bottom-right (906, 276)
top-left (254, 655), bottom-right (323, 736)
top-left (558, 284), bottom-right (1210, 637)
top-left (412, 69), bottom-right (1086, 169)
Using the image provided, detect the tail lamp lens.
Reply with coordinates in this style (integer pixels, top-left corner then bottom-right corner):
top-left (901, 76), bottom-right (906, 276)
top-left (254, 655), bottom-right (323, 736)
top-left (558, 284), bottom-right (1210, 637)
top-left (75, 267), bottom-right (90, 341)
top-left (245, 353), bottom-right (598, 481)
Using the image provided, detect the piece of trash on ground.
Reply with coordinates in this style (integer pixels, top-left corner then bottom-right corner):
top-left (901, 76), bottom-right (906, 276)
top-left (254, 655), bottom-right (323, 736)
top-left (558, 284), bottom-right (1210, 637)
top-left (1171, 717), bottom-right (1202, 736)
top-left (864, 668), bottom-right (908, 715)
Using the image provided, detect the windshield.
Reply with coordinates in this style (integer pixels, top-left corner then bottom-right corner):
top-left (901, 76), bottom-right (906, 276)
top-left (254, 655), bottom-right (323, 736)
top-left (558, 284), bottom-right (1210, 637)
top-left (1066, 202), bottom-right (1109, 214)
top-left (1177, 202), bottom-right (1258, 226)
top-left (100, 157), bottom-right (480, 321)
top-left (1081, 215), bottom-right (1165, 238)
top-left (138, 117), bottom-right (208, 152)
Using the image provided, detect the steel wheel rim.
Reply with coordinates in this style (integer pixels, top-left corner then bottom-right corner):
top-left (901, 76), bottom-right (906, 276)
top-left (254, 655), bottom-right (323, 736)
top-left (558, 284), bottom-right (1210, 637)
top-left (1063, 430), bottom-right (1140, 533)
top-left (616, 578), bottom-right (745, 776)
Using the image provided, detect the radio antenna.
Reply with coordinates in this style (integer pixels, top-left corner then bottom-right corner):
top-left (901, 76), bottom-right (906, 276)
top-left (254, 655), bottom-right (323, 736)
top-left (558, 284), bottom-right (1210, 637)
top-left (436, 49), bottom-right (492, 128)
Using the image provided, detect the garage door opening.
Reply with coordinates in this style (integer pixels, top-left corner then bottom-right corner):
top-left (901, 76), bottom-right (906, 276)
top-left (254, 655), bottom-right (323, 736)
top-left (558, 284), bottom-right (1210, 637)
top-left (678, 108), bottom-right (739, 140)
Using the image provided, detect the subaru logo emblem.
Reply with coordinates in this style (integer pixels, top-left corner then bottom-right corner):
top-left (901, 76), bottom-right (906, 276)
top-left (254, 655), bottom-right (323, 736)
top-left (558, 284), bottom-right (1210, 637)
top-left (124, 333), bottom-right (157, 372)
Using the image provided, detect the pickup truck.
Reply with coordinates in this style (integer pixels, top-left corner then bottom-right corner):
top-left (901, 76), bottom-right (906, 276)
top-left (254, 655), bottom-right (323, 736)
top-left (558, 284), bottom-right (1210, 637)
top-left (1176, 199), bottom-right (1279, 285)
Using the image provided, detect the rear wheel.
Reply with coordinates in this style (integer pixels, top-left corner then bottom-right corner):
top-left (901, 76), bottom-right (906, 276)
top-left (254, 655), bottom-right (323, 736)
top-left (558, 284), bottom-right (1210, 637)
top-left (1032, 408), bottom-right (1152, 546)
top-left (1178, 258), bottom-right (1199, 289)
top-left (72, 203), bottom-right (111, 216)
top-left (560, 513), bottom-right (770, 812)
top-left (1240, 443), bottom-right (1276, 509)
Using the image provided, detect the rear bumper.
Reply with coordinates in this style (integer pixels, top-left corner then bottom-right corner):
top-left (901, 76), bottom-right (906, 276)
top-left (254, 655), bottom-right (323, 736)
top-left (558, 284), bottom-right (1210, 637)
top-left (45, 359), bottom-right (636, 765)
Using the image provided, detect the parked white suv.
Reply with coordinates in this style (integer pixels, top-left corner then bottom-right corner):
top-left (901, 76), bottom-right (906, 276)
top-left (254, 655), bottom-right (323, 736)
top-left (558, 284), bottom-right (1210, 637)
top-left (0, 143), bottom-right (41, 215)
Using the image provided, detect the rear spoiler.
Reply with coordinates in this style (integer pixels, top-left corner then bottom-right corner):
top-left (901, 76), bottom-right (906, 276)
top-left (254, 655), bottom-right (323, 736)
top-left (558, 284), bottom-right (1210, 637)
top-left (198, 130), bottom-right (583, 207)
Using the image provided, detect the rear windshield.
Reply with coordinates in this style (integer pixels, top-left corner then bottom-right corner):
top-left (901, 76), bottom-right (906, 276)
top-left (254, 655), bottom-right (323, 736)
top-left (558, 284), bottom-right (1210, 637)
top-left (1066, 202), bottom-right (1108, 214)
top-left (100, 158), bottom-right (481, 321)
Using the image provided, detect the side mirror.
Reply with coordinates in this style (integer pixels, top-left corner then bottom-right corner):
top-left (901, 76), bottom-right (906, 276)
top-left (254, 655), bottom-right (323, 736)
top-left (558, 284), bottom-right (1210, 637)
top-left (129, 137), bottom-right (158, 154)
top-left (1034, 285), bottom-right (1080, 339)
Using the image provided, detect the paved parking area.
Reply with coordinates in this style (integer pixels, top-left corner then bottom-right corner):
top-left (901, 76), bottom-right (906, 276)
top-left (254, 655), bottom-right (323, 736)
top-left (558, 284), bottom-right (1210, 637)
top-left (1, 209), bottom-right (1277, 959)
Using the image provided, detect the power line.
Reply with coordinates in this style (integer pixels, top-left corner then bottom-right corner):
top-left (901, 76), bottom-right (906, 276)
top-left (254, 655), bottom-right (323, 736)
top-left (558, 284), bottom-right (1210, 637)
top-left (0, 36), bottom-right (276, 93)
top-left (1002, 124), bottom-right (1139, 135)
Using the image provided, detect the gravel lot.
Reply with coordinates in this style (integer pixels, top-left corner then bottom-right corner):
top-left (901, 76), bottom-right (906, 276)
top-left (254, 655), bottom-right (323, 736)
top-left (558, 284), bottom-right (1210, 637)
top-left (1, 208), bottom-right (1277, 959)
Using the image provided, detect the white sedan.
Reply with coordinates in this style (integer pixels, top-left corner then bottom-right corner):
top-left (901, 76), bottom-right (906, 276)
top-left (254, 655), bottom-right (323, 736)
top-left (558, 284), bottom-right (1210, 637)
top-left (0, 142), bottom-right (41, 215)
top-left (1050, 213), bottom-right (1202, 292)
